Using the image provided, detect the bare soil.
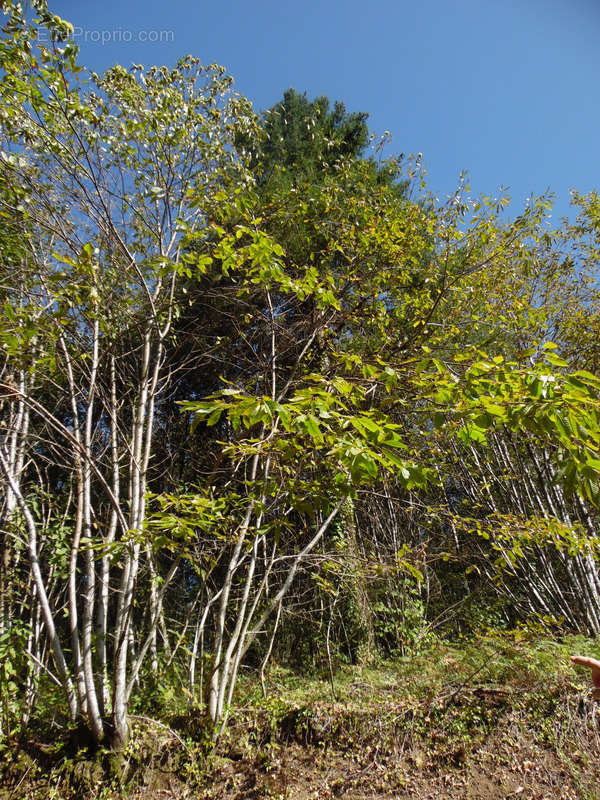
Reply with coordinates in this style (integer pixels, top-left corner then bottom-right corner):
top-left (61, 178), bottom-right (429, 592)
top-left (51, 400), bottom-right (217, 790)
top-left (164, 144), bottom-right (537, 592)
top-left (2, 685), bottom-right (599, 800)
top-left (196, 694), bottom-right (600, 800)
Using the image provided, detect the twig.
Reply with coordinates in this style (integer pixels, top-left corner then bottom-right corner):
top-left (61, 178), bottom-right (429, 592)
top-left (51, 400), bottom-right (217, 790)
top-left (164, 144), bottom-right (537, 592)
top-left (7, 762), bottom-right (33, 800)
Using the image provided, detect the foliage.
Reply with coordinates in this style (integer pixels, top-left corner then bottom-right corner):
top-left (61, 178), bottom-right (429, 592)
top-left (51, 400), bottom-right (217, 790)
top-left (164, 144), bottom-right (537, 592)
top-left (3, 0), bottom-right (600, 756)
top-left (241, 88), bottom-right (378, 186)
top-left (0, 620), bottom-right (30, 737)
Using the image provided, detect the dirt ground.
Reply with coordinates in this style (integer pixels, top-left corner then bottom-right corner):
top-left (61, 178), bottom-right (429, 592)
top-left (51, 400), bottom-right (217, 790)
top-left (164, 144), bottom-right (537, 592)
top-left (135, 693), bottom-right (600, 800)
top-left (2, 688), bottom-right (599, 800)
top-left (196, 731), bottom-right (596, 800)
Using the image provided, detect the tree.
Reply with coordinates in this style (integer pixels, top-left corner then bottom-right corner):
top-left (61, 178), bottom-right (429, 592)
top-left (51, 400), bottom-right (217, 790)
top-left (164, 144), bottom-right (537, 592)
top-left (0, 2), bottom-right (256, 747)
top-left (3, 1), bottom-right (600, 753)
top-left (176, 169), bottom-right (600, 727)
top-left (239, 88), bottom-right (402, 191)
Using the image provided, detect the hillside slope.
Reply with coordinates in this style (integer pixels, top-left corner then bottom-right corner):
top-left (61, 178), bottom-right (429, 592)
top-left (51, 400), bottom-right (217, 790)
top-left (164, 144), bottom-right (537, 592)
top-left (2, 636), bottom-right (600, 800)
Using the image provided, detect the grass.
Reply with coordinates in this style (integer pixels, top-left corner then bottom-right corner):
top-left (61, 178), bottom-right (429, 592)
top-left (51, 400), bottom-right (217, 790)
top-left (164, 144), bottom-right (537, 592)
top-left (234, 629), bottom-right (600, 712)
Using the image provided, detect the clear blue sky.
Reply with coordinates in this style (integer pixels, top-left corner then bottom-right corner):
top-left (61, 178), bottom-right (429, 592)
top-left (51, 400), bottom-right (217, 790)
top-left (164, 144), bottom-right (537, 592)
top-left (51, 0), bottom-right (600, 221)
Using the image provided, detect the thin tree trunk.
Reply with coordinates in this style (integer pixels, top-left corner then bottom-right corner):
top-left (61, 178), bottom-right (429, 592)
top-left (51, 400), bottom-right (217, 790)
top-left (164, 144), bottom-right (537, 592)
top-left (0, 447), bottom-right (78, 720)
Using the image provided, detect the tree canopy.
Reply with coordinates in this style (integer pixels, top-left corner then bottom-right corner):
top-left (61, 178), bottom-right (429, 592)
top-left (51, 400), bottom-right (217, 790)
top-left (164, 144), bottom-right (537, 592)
top-left (239, 87), bottom-right (403, 190)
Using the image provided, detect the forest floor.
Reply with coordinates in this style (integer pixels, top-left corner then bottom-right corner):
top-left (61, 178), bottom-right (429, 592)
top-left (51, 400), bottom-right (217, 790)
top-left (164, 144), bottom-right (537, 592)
top-left (2, 632), bottom-right (600, 800)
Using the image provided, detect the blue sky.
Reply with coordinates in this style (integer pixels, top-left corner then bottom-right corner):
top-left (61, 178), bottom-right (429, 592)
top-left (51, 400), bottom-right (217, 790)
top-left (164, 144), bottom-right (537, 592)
top-left (51, 0), bottom-right (600, 222)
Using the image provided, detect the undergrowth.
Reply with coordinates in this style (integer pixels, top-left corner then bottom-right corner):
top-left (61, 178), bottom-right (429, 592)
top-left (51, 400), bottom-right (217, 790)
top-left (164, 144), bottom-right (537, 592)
top-left (2, 631), bottom-right (600, 799)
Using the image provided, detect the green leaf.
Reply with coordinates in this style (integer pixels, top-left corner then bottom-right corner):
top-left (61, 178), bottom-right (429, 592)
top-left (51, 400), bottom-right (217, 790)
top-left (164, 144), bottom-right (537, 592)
top-left (544, 352), bottom-right (568, 368)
